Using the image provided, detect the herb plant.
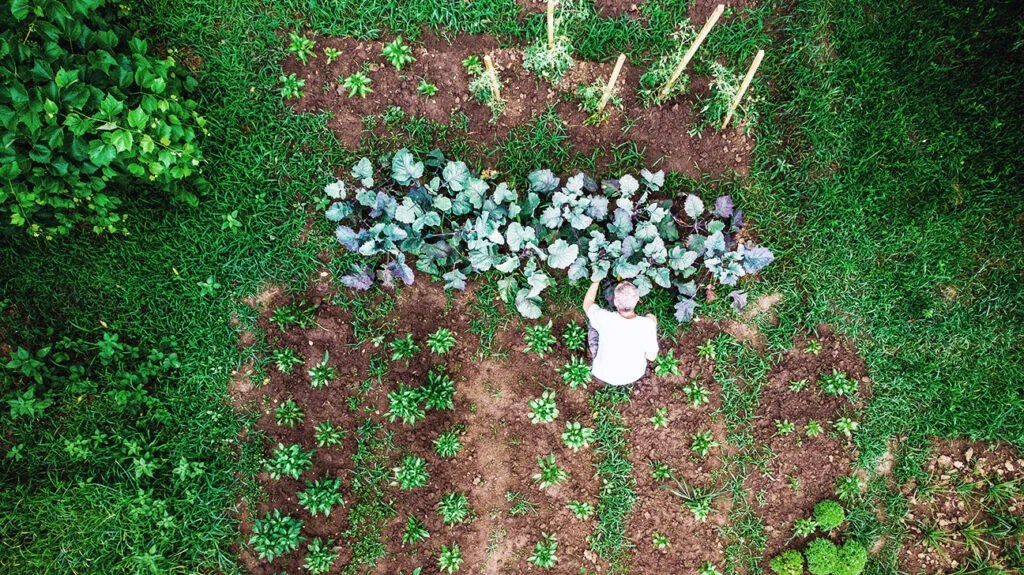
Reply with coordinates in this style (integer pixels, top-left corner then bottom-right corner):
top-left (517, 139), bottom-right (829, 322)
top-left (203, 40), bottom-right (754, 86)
top-left (275, 398), bottom-right (304, 427)
top-left (524, 321), bottom-right (557, 357)
top-left (304, 538), bottom-right (338, 575)
top-left (266, 443), bottom-right (314, 480)
top-left (523, 39), bottom-right (574, 83)
top-left (315, 421), bottom-right (346, 447)
top-left (272, 347), bottom-right (303, 373)
top-left (561, 421), bottom-right (595, 452)
top-left (683, 381), bottom-right (712, 407)
top-left (279, 74), bottom-right (305, 99)
top-left (528, 389), bottom-right (559, 424)
top-left (391, 333), bottom-right (420, 361)
top-left (324, 47), bottom-right (342, 64)
top-left (820, 369), bottom-right (857, 397)
top-left (562, 322), bottom-right (587, 352)
top-left (775, 419), bottom-right (796, 436)
top-left (567, 500), bottom-right (595, 519)
top-left (805, 538), bottom-right (838, 575)
top-left (438, 543), bottom-right (463, 573)
top-left (434, 428), bottom-right (463, 458)
top-left (417, 80), bottom-right (438, 97)
top-left (650, 407), bottom-right (669, 429)
top-left (382, 36), bottom-right (415, 70)
top-left (426, 328), bottom-right (456, 354)
top-left (805, 420), bottom-right (823, 437)
top-left (690, 430), bottom-right (719, 457)
top-left (402, 515), bottom-right (430, 546)
top-left (308, 351), bottom-right (337, 388)
top-left (387, 384), bottom-right (425, 425)
top-left (421, 370), bottom-right (456, 410)
top-left (769, 550), bottom-right (804, 575)
top-left (534, 454), bottom-right (568, 489)
top-left (249, 509), bottom-right (303, 561)
top-left (437, 492), bottom-right (471, 524)
top-left (462, 55), bottom-right (483, 75)
top-left (298, 477), bottom-right (345, 516)
top-left (559, 356), bottom-right (591, 389)
top-left (342, 71), bottom-right (373, 98)
top-left (528, 533), bottom-right (558, 569)
top-left (652, 531), bottom-right (670, 550)
top-left (653, 349), bottom-right (682, 377)
top-left (792, 517), bottom-right (818, 538)
top-left (287, 32), bottom-right (316, 64)
top-left (392, 455), bottom-right (429, 490)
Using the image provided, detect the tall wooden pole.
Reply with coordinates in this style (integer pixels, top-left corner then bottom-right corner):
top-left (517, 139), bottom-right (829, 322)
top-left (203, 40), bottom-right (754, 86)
top-left (483, 54), bottom-right (501, 100)
top-left (547, 0), bottom-right (557, 50)
top-left (721, 49), bottom-right (764, 129)
top-left (597, 53), bottom-right (627, 114)
top-left (658, 4), bottom-right (725, 100)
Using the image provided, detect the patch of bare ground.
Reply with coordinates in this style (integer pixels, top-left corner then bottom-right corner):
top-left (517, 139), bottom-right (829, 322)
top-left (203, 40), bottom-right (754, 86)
top-left (594, 0), bottom-right (645, 19)
top-left (283, 32), bottom-right (753, 178)
top-left (899, 439), bottom-right (1024, 574)
top-left (688, 0), bottom-right (760, 24)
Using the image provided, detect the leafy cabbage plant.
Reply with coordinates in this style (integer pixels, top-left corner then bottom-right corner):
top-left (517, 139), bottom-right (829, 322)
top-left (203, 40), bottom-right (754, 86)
top-left (324, 149), bottom-right (774, 321)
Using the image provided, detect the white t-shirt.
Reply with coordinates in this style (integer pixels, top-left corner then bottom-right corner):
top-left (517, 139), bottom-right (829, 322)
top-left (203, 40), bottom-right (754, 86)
top-left (586, 304), bottom-right (659, 386)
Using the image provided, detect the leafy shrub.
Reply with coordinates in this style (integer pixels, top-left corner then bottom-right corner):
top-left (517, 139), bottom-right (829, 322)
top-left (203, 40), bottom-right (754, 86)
top-left (275, 398), bottom-right (304, 427)
top-left (286, 31), bottom-right (316, 64)
top-left (392, 455), bottom-right (429, 490)
top-left (437, 492), bottom-right (470, 524)
top-left (528, 532), bottom-right (559, 569)
top-left (433, 428), bottom-right (462, 458)
top-left (272, 347), bottom-right (303, 374)
top-left (426, 327), bottom-right (456, 354)
top-left (559, 356), bottom-right (591, 389)
top-left (314, 420), bottom-right (346, 447)
top-left (382, 36), bottom-right (415, 70)
top-left (249, 509), bottom-right (303, 561)
top-left (567, 500), bottom-right (594, 519)
top-left (769, 550), bottom-right (804, 575)
top-left (390, 333), bottom-right (420, 361)
top-left (387, 384), bottom-right (425, 425)
top-left (523, 39), bottom-right (574, 83)
top-left (814, 499), bottom-right (846, 531)
top-left (653, 349), bottom-right (681, 377)
top-left (528, 389), bottom-right (559, 424)
top-left (298, 477), bottom-right (345, 516)
top-left (421, 370), bottom-right (455, 410)
top-left (833, 541), bottom-right (867, 575)
top-left (266, 443), bottom-right (314, 480)
top-left (402, 515), bottom-right (430, 546)
top-left (438, 543), bottom-right (463, 573)
top-left (324, 150), bottom-right (774, 320)
top-left (304, 537), bottom-right (338, 574)
top-left (308, 351), bottom-right (337, 388)
top-left (819, 369), bottom-right (857, 397)
top-left (562, 322), bottom-right (587, 352)
top-left (2, 0), bottom-right (205, 238)
top-left (524, 321), bottom-right (557, 357)
top-left (561, 421), bottom-right (595, 452)
top-left (533, 453), bottom-right (568, 488)
top-left (805, 538), bottom-right (838, 575)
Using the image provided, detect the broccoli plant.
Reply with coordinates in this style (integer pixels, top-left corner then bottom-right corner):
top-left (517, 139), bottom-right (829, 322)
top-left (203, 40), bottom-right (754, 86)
top-left (392, 455), bottom-right (429, 490)
top-left (314, 420), bottom-right (346, 447)
top-left (279, 74), bottom-right (305, 99)
top-left (683, 381), bottom-right (711, 407)
top-left (324, 151), bottom-right (774, 321)
top-left (402, 515), bottom-right (430, 546)
top-left (417, 79), bottom-right (438, 97)
top-left (308, 351), bottom-right (337, 388)
top-left (437, 492), bottom-right (471, 524)
top-left (690, 430), bottom-right (719, 457)
top-left (342, 71), bottom-right (373, 97)
top-left (650, 407), bottom-right (669, 429)
top-left (562, 322), bottom-right (587, 352)
top-left (524, 321), bottom-right (557, 357)
top-left (286, 31), bottom-right (316, 64)
top-left (390, 333), bottom-right (420, 362)
top-left (533, 454), bottom-right (568, 488)
top-left (266, 443), bottom-right (314, 480)
top-left (528, 533), bottom-right (559, 569)
top-left (275, 398), bottom-right (304, 427)
top-left (438, 543), bottom-right (463, 573)
top-left (653, 349), bottom-right (681, 377)
top-left (561, 421), bottom-right (595, 452)
top-left (304, 538), bottom-right (338, 575)
top-left (426, 327), bottom-right (456, 354)
top-left (558, 356), bottom-right (591, 389)
top-left (819, 369), bottom-right (857, 397)
top-left (567, 500), bottom-right (595, 520)
top-left (382, 36), bottom-right (415, 70)
top-left (434, 428), bottom-right (463, 458)
top-left (528, 389), bottom-right (559, 424)
top-left (272, 347), bottom-right (303, 373)
top-left (298, 477), bottom-right (345, 516)
top-left (249, 509), bottom-right (303, 561)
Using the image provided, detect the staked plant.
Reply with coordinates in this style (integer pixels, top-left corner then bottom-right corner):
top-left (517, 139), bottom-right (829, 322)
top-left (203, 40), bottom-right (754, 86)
top-left (438, 543), bottom-right (463, 573)
top-left (402, 515), bottom-right (430, 546)
top-left (690, 430), bottom-right (719, 457)
top-left (275, 399), bottom-right (304, 427)
top-left (382, 37), bottom-right (415, 70)
top-left (561, 421), bottom-right (595, 452)
top-left (650, 407), bottom-right (669, 429)
top-left (266, 443), bottom-right (314, 480)
top-left (392, 455), bottom-right (429, 490)
top-left (576, 79), bottom-right (622, 126)
top-left (390, 333), bottom-right (421, 362)
top-left (426, 328), bottom-right (457, 354)
top-left (562, 322), bottom-right (587, 352)
top-left (437, 492), bottom-right (471, 524)
top-left (652, 531), bottom-right (670, 550)
top-left (638, 23), bottom-right (697, 105)
top-left (387, 384), bottom-right (425, 425)
top-left (534, 453), bottom-right (568, 488)
top-left (279, 73), bottom-right (305, 99)
top-left (524, 321), bottom-right (557, 357)
top-left (523, 38), bottom-right (574, 83)
top-left (528, 533), bottom-right (559, 569)
top-left (528, 389), bottom-right (560, 424)
top-left (559, 356), bottom-right (591, 389)
top-left (467, 67), bottom-right (506, 121)
top-left (417, 79), bottom-right (439, 97)
top-left (683, 381), bottom-right (712, 407)
top-left (304, 538), bottom-right (338, 575)
top-left (653, 349), bottom-right (682, 377)
top-left (314, 421), bottom-right (346, 447)
top-left (272, 347), bottom-right (303, 373)
top-left (324, 47), bottom-right (342, 64)
top-left (286, 32), bottom-right (316, 64)
top-left (308, 351), bottom-right (337, 388)
top-left (298, 477), bottom-right (345, 516)
top-left (421, 370), bottom-right (456, 410)
top-left (694, 62), bottom-right (761, 134)
top-left (820, 369), bottom-right (857, 397)
top-left (342, 71), bottom-right (373, 98)
top-left (249, 509), bottom-right (303, 561)
top-left (567, 500), bottom-right (595, 520)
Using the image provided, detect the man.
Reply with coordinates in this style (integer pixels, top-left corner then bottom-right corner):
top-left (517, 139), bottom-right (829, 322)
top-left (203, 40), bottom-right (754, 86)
top-left (582, 280), bottom-right (659, 387)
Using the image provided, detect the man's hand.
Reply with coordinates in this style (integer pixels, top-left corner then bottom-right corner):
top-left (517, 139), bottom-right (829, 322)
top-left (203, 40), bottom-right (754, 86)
top-left (645, 313), bottom-right (657, 322)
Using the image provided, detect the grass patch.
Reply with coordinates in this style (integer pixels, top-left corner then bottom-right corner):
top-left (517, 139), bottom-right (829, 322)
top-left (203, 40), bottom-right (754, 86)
top-left (588, 387), bottom-right (637, 573)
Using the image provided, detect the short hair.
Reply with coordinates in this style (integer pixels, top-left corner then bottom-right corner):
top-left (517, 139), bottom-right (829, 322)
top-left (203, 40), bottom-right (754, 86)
top-left (613, 282), bottom-right (640, 312)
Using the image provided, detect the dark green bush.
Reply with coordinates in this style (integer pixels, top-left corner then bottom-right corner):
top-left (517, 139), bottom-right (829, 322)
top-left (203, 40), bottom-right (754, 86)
top-left (833, 541), bottom-right (867, 575)
top-left (1, 0), bottom-right (206, 238)
top-left (769, 549), bottom-right (805, 575)
top-left (805, 538), bottom-right (839, 575)
top-left (814, 499), bottom-right (846, 531)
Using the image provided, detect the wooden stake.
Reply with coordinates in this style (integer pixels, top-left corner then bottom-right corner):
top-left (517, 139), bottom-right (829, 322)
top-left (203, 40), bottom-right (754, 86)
top-left (547, 0), bottom-right (557, 50)
top-left (483, 54), bottom-right (501, 101)
top-left (659, 3), bottom-right (724, 101)
top-left (721, 49), bottom-right (764, 129)
top-left (596, 53), bottom-right (628, 114)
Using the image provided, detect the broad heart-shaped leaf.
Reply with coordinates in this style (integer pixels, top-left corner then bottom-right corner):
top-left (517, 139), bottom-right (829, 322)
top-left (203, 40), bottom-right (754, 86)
top-left (640, 168), bottom-right (665, 191)
top-left (468, 243), bottom-right (496, 272)
top-left (325, 180), bottom-right (346, 199)
top-left (335, 225), bottom-right (361, 251)
top-left (684, 194), bottom-right (704, 219)
top-left (643, 236), bottom-right (668, 262)
top-left (443, 160), bottom-right (470, 191)
top-left (522, 192), bottom-right (541, 218)
top-left (714, 195), bottom-right (734, 218)
top-left (610, 208), bottom-right (633, 238)
top-left (443, 268), bottom-right (468, 291)
top-left (707, 219), bottom-right (726, 235)
top-left (391, 148), bottom-right (424, 185)
top-left (356, 188), bottom-right (376, 207)
top-left (674, 297), bottom-right (698, 322)
top-left (590, 258), bottom-right (611, 281)
top-left (493, 182), bottom-right (517, 205)
top-left (613, 257), bottom-right (642, 279)
top-left (728, 290), bottom-right (748, 312)
top-left (394, 198), bottom-right (421, 224)
top-left (565, 172), bottom-right (586, 193)
top-left (741, 245), bottom-right (775, 274)
top-left (586, 196), bottom-right (609, 220)
top-left (633, 275), bottom-right (652, 297)
top-left (731, 209), bottom-right (744, 232)
top-left (341, 266), bottom-right (375, 290)
top-left (432, 194), bottom-right (453, 212)
top-left (528, 169), bottom-right (559, 193)
top-left (387, 253), bottom-right (415, 285)
top-left (370, 192), bottom-right (398, 219)
top-left (547, 240), bottom-right (578, 270)
top-left (621, 235), bottom-right (641, 258)
top-left (567, 210), bottom-right (592, 230)
top-left (619, 174), bottom-right (640, 197)
top-left (413, 211), bottom-right (441, 232)
top-left (567, 256), bottom-right (589, 281)
top-left (515, 288), bottom-right (543, 319)
top-left (676, 280), bottom-right (698, 298)
top-left (495, 255), bottom-right (520, 273)
top-left (668, 246), bottom-right (699, 271)
top-left (540, 206), bottom-right (562, 229)
top-left (634, 221), bottom-right (658, 243)
top-left (648, 266), bottom-right (671, 288)
top-left (704, 231), bottom-right (727, 257)
top-left (506, 222), bottom-right (537, 252)
top-left (351, 157), bottom-right (374, 187)
top-left (326, 201), bottom-right (353, 222)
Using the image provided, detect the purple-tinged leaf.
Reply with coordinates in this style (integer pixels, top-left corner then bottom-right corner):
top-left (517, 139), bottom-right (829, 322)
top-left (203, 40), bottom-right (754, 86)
top-left (741, 246), bottom-right (775, 274)
top-left (340, 266), bottom-right (374, 290)
top-left (369, 192), bottom-right (397, 219)
top-left (730, 209), bottom-right (744, 232)
top-left (335, 225), bottom-right (360, 251)
top-left (387, 253), bottom-right (415, 286)
top-left (714, 195), bottom-right (734, 218)
top-left (674, 297), bottom-right (698, 322)
top-left (728, 290), bottom-right (748, 312)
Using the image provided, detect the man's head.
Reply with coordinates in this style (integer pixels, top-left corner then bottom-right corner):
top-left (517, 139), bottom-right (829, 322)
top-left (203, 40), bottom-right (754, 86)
top-left (613, 281), bottom-right (640, 313)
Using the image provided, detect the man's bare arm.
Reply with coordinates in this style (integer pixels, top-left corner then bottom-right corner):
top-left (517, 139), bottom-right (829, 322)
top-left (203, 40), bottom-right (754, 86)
top-left (582, 280), bottom-right (601, 312)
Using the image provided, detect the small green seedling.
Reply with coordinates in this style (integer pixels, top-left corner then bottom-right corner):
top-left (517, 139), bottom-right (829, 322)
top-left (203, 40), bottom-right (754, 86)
top-left (438, 543), bottom-right (463, 574)
top-left (462, 55), bottom-right (483, 75)
top-left (266, 442), bottom-right (314, 480)
top-left (287, 32), bottom-right (316, 64)
top-left (426, 327), bottom-right (456, 354)
top-left (275, 398), bottom-right (304, 427)
top-left (805, 340), bottom-right (823, 355)
top-left (391, 455), bottom-right (429, 490)
top-left (390, 333), bottom-right (420, 361)
top-left (249, 509), bottom-right (303, 562)
top-left (652, 531), bottom-right (670, 550)
top-left (272, 347), bottom-right (303, 374)
top-left (528, 533), bottom-right (559, 569)
top-left (308, 351), bottom-right (337, 388)
top-left (402, 515), bottom-right (430, 546)
top-left (434, 428), bottom-right (463, 458)
top-left (523, 39), bottom-right (574, 83)
top-left (323, 47), bottom-right (342, 64)
top-left (559, 356), bottom-right (591, 389)
top-left (567, 500), bottom-right (594, 520)
top-left (387, 384), bottom-right (425, 426)
top-left (298, 477), bottom-right (345, 516)
top-left (528, 389), bottom-right (559, 424)
top-left (697, 341), bottom-right (716, 361)
top-left (304, 537), bottom-right (338, 575)
top-left (820, 369), bottom-right (857, 397)
top-left (314, 421), bottom-right (346, 447)
top-left (699, 561), bottom-right (723, 575)
top-left (834, 417), bottom-right (859, 439)
top-left (690, 430), bottom-right (719, 457)
top-left (775, 419), bottom-right (796, 436)
top-left (650, 460), bottom-right (673, 481)
top-left (533, 453), bottom-right (568, 489)
top-left (650, 407), bottom-right (669, 429)
top-left (279, 73), bottom-right (305, 99)
top-left (653, 349), bottom-right (682, 377)
top-left (805, 419), bottom-right (823, 437)
top-left (421, 370), bottom-right (455, 410)
top-left (788, 378), bottom-right (810, 392)
top-left (792, 517), bottom-right (817, 538)
top-left (270, 300), bottom-right (317, 330)
top-left (561, 421), bottom-right (595, 452)
top-left (437, 492), bottom-right (471, 524)
top-left (417, 79), bottom-right (438, 97)
top-left (683, 381), bottom-right (711, 407)
top-left (523, 321), bottom-right (557, 357)
top-left (562, 322), bottom-right (587, 351)
top-left (382, 36), bottom-right (415, 70)
top-left (342, 71), bottom-right (373, 97)
top-left (576, 79), bottom-right (622, 126)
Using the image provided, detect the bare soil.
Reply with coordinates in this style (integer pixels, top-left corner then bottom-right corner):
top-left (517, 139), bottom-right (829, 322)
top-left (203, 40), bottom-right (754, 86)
top-left (282, 32), bottom-right (754, 178)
